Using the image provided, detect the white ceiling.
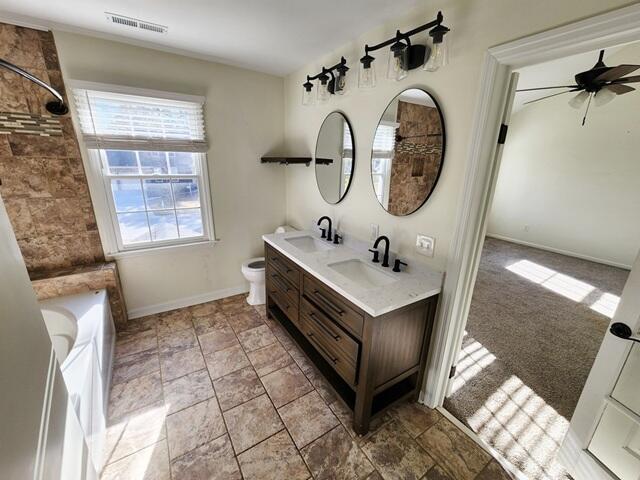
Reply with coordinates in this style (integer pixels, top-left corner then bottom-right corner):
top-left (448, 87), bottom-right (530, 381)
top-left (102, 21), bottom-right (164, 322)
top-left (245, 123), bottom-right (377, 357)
top-left (0, 0), bottom-right (420, 76)
top-left (513, 46), bottom-right (627, 112)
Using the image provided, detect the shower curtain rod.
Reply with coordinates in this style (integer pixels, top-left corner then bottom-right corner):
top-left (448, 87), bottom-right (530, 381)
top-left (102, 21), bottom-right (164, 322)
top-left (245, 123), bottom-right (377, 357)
top-left (0, 58), bottom-right (68, 115)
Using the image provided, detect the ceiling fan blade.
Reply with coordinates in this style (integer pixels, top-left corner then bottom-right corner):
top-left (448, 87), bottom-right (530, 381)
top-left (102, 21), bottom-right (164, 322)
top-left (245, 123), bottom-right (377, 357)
top-left (611, 75), bottom-right (640, 84)
top-left (516, 85), bottom-right (578, 92)
top-left (595, 64), bottom-right (640, 82)
top-left (523, 89), bottom-right (579, 105)
top-left (607, 83), bottom-right (635, 95)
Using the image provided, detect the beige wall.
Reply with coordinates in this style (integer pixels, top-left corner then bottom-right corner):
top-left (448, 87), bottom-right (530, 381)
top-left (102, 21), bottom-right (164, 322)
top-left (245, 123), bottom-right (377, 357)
top-left (487, 44), bottom-right (640, 269)
top-left (282, 0), bottom-right (632, 272)
top-left (54, 32), bottom-right (286, 315)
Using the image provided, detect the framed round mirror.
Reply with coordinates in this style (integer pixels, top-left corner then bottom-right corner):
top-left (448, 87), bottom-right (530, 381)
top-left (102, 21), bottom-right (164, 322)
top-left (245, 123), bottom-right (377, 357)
top-left (371, 88), bottom-right (445, 216)
top-left (315, 111), bottom-right (355, 204)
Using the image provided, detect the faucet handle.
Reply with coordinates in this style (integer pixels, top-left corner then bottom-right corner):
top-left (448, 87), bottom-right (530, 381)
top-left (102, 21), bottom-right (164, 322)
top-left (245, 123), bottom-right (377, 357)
top-left (393, 259), bottom-right (408, 272)
top-left (368, 249), bottom-right (380, 263)
top-left (333, 233), bottom-right (342, 245)
top-left (319, 227), bottom-right (327, 239)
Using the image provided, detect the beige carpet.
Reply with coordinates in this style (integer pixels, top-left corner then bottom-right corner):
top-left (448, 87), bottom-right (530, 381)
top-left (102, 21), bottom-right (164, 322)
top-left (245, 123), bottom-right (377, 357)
top-left (444, 238), bottom-right (629, 480)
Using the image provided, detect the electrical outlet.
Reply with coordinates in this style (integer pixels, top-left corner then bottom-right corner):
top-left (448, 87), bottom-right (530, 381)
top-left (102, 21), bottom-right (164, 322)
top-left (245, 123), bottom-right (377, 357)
top-left (524, 224), bottom-right (530, 232)
top-left (370, 223), bottom-right (379, 241)
top-left (416, 234), bottom-right (435, 257)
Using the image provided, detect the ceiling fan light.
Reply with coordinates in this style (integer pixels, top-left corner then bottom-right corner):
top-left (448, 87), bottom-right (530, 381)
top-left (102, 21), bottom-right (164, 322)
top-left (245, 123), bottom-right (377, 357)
top-left (568, 91), bottom-right (590, 109)
top-left (594, 87), bottom-right (616, 107)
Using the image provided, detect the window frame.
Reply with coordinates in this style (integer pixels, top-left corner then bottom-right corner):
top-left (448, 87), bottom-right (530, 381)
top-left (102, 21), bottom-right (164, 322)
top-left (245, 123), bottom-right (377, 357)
top-left (93, 149), bottom-right (215, 252)
top-left (70, 80), bottom-right (216, 256)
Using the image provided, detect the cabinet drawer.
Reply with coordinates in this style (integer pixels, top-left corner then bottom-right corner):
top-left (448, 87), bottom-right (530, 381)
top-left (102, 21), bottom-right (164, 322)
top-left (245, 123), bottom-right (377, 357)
top-left (301, 298), bottom-right (359, 366)
top-left (267, 267), bottom-right (298, 308)
top-left (303, 274), bottom-right (364, 338)
top-left (300, 314), bottom-right (357, 386)
top-left (266, 245), bottom-right (300, 287)
top-left (267, 280), bottom-right (299, 325)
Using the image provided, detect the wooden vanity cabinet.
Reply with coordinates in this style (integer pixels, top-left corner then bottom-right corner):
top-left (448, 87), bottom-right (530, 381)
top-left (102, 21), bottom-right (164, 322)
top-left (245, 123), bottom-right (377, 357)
top-left (265, 243), bottom-right (438, 435)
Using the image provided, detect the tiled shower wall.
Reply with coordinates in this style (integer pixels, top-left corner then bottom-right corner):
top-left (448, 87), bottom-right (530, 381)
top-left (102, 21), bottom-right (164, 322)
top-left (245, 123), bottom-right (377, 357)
top-left (387, 101), bottom-right (444, 216)
top-left (0, 23), bottom-right (105, 272)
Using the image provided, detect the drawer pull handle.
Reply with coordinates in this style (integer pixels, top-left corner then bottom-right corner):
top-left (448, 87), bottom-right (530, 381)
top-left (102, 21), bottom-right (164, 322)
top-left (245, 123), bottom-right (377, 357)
top-left (313, 290), bottom-right (344, 316)
top-left (307, 332), bottom-right (338, 364)
top-left (273, 257), bottom-right (294, 274)
top-left (309, 312), bottom-right (341, 341)
top-left (272, 274), bottom-right (292, 292)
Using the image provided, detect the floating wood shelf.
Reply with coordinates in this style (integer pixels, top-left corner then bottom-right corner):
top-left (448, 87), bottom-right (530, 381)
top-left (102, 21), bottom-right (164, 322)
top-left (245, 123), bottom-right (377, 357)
top-left (261, 156), bottom-right (312, 166)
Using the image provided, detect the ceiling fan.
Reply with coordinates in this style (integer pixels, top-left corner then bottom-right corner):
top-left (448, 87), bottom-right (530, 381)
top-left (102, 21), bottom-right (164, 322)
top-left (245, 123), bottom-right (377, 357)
top-left (516, 49), bottom-right (639, 125)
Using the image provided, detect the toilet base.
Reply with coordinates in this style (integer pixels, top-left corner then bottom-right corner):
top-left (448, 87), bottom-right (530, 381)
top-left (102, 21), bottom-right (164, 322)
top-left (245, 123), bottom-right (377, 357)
top-left (246, 281), bottom-right (266, 305)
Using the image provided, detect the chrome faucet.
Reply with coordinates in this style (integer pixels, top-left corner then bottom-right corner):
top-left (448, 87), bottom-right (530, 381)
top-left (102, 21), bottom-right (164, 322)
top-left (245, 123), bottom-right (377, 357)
top-left (372, 235), bottom-right (390, 267)
top-left (317, 216), bottom-right (333, 242)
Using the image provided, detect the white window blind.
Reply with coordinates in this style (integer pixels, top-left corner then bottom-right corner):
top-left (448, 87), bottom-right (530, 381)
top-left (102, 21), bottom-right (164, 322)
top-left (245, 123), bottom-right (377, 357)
top-left (372, 124), bottom-right (396, 158)
top-left (72, 88), bottom-right (207, 152)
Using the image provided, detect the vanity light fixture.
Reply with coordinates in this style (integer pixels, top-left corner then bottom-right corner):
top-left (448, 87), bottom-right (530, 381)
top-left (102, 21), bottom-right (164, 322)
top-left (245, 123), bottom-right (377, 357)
top-left (359, 11), bottom-right (450, 88)
top-left (302, 57), bottom-right (349, 105)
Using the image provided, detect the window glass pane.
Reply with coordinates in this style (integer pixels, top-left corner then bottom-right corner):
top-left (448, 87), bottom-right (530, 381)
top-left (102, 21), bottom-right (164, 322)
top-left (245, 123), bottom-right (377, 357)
top-left (177, 208), bottom-right (203, 237)
top-left (148, 210), bottom-right (178, 241)
top-left (139, 151), bottom-right (168, 174)
top-left (111, 179), bottom-right (145, 212)
top-left (143, 179), bottom-right (173, 210)
top-left (172, 178), bottom-right (200, 208)
top-left (117, 212), bottom-right (150, 244)
top-left (106, 150), bottom-right (138, 175)
top-left (169, 152), bottom-right (197, 174)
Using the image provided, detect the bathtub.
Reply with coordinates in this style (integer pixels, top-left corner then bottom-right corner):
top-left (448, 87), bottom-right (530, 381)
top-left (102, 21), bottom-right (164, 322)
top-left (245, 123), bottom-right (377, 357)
top-left (40, 289), bottom-right (115, 473)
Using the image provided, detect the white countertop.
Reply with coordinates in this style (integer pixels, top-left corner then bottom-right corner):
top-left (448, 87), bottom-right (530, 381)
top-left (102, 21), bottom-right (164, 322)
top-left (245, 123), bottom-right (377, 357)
top-left (262, 231), bottom-right (443, 317)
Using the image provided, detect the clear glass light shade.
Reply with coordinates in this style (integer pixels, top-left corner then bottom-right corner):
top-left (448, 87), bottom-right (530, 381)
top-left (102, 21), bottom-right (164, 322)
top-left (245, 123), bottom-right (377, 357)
top-left (358, 63), bottom-right (376, 89)
top-left (423, 38), bottom-right (448, 71)
top-left (317, 81), bottom-right (330, 103)
top-left (335, 72), bottom-right (349, 95)
top-left (387, 49), bottom-right (408, 81)
top-left (302, 86), bottom-right (315, 106)
top-left (594, 87), bottom-right (616, 107)
top-left (568, 91), bottom-right (590, 109)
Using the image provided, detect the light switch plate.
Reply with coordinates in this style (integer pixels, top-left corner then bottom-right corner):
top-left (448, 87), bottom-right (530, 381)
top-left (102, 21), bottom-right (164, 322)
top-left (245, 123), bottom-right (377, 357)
top-left (416, 234), bottom-right (435, 257)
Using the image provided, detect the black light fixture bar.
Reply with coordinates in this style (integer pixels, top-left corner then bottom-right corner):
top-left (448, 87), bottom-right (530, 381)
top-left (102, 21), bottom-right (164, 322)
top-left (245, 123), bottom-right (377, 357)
top-left (304, 56), bottom-right (349, 95)
top-left (360, 10), bottom-right (450, 77)
top-left (364, 11), bottom-right (447, 56)
top-left (0, 59), bottom-right (69, 115)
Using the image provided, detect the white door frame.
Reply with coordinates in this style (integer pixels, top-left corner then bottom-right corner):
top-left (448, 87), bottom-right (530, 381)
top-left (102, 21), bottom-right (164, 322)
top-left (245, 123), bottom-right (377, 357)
top-left (423, 3), bottom-right (640, 408)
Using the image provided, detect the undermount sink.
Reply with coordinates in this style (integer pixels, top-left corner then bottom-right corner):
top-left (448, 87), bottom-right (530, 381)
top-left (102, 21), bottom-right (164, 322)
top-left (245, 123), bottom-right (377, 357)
top-left (328, 259), bottom-right (397, 289)
top-left (285, 235), bottom-right (334, 253)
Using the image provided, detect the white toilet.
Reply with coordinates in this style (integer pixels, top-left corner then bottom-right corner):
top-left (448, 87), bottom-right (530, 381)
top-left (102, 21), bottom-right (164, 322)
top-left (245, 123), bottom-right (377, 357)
top-left (242, 226), bottom-right (293, 305)
top-left (242, 257), bottom-right (266, 305)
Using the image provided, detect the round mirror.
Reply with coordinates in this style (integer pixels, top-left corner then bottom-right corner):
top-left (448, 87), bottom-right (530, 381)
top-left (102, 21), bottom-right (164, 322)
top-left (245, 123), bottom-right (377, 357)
top-left (315, 111), bottom-right (355, 204)
top-left (371, 88), bottom-right (445, 216)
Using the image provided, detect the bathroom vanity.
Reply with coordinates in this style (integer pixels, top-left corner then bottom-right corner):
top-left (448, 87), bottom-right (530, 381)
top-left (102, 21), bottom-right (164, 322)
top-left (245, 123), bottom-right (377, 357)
top-left (263, 230), bottom-right (442, 434)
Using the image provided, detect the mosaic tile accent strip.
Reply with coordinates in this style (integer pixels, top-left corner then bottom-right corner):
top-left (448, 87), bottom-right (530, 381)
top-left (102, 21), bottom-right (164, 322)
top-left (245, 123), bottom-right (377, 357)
top-left (395, 140), bottom-right (442, 156)
top-left (0, 111), bottom-right (63, 136)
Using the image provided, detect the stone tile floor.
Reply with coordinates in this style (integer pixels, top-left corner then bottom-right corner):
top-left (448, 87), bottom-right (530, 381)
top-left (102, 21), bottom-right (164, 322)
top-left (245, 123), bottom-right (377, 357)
top-left (101, 294), bottom-right (513, 480)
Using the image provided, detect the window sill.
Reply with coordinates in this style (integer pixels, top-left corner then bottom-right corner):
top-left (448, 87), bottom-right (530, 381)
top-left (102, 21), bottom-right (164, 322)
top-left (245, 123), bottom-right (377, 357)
top-left (106, 239), bottom-right (219, 260)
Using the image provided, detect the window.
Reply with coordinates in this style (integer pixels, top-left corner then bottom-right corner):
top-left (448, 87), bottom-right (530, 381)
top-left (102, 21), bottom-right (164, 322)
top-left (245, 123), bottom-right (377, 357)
top-left (371, 123), bottom-right (396, 208)
top-left (341, 123), bottom-right (353, 196)
top-left (72, 83), bottom-right (214, 252)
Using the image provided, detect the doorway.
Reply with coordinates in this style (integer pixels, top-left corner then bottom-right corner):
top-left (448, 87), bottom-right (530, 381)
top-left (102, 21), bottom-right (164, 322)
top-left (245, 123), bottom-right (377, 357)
top-left (427, 6), bottom-right (640, 478)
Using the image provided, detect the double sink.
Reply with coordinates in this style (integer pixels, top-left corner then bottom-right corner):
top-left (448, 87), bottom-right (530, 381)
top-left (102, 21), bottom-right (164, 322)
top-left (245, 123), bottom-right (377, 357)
top-left (284, 235), bottom-right (396, 289)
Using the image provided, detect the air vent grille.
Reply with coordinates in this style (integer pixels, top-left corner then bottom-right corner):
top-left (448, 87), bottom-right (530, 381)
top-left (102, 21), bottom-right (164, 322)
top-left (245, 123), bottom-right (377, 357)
top-left (105, 13), bottom-right (168, 34)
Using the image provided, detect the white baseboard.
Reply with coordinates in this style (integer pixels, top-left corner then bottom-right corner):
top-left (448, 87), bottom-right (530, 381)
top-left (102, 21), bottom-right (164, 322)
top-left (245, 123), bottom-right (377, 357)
top-left (485, 234), bottom-right (632, 270)
top-left (127, 283), bottom-right (249, 319)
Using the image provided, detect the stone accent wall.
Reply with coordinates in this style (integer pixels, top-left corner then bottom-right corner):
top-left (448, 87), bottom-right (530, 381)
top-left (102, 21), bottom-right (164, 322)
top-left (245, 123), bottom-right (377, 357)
top-left (0, 23), bottom-right (105, 272)
top-left (387, 101), bottom-right (443, 216)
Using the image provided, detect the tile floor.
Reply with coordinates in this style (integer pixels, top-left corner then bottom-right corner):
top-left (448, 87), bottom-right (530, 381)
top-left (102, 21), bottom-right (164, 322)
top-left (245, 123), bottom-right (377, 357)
top-left (101, 294), bottom-right (512, 480)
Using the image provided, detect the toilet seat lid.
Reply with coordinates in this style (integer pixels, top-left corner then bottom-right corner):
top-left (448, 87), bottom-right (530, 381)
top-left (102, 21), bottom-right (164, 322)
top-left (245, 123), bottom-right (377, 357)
top-left (243, 257), bottom-right (265, 270)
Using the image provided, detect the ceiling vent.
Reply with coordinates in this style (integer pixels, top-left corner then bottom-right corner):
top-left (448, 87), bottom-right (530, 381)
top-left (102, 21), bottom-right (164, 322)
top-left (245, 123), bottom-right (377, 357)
top-left (105, 13), bottom-right (168, 34)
